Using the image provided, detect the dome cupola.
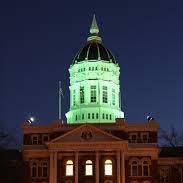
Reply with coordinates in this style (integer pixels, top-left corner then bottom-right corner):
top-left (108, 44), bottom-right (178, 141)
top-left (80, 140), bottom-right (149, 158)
top-left (74, 15), bottom-right (116, 64)
top-left (66, 15), bottom-right (124, 124)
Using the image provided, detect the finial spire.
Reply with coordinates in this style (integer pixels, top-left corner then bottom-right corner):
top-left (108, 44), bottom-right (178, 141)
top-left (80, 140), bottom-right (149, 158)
top-left (90, 14), bottom-right (99, 34)
top-left (87, 14), bottom-right (102, 43)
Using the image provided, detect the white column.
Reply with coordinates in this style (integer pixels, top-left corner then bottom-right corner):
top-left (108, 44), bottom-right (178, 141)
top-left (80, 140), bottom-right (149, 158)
top-left (95, 151), bottom-right (99, 183)
top-left (121, 151), bottom-right (125, 183)
top-left (75, 151), bottom-right (78, 183)
top-left (117, 150), bottom-right (121, 183)
top-left (49, 152), bottom-right (54, 183)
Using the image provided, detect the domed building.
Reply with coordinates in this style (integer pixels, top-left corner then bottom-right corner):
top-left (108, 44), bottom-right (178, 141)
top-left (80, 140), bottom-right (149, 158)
top-left (66, 15), bottom-right (124, 124)
top-left (21, 15), bottom-right (183, 183)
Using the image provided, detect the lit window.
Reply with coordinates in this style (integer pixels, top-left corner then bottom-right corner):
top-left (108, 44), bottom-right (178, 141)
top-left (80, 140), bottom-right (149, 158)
top-left (104, 159), bottom-right (112, 176)
top-left (32, 135), bottom-right (38, 145)
top-left (85, 160), bottom-right (93, 176)
top-left (42, 162), bottom-right (48, 177)
top-left (131, 161), bottom-right (138, 176)
top-left (112, 89), bottom-right (115, 105)
top-left (31, 162), bottom-right (37, 177)
top-left (91, 86), bottom-right (96, 102)
top-left (142, 161), bottom-right (149, 176)
top-left (80, 86), bottom-right (84, 104)
top-left (66, 160), bottom-right (73, 176)
top-left (102, 86), bottom-right (108, 103)
top-left (73, 90), bottom-right (76, 106)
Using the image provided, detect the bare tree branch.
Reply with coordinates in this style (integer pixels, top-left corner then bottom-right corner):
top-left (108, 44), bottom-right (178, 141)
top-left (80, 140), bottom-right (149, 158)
top-left (159, 124), bottom-right (183, 147)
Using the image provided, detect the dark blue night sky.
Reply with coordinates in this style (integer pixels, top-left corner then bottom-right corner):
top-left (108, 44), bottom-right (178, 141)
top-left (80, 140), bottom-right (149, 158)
top-left (1, 0), bottom-right (183, 146)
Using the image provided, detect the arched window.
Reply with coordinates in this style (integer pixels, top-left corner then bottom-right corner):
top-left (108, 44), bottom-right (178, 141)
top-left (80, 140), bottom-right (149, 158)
top-left (131, 161), bottom-right (138, 176)
top-left (42, 162), bottom-right (48, 177)
top-left (66, 160), bottom-right (73, 176)
top-left (85, 160), bottom-right (93, 176)
top-left (104, 159), bottom-right (112, 176)
top-left (142, 161), bottom-right (149, 176)
top-left (31, 162), bottom-right (37, 177)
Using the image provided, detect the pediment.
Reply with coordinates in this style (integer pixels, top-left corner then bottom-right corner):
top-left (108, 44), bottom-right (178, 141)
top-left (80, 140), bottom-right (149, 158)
top-left (48, 124), bottom-right (122, 144)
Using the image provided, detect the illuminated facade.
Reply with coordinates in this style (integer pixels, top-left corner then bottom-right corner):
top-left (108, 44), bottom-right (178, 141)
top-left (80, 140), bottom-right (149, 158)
top-left (22, 16), bottom-right (183, 183)
top-left (66, 15), bottom-right (124, 124)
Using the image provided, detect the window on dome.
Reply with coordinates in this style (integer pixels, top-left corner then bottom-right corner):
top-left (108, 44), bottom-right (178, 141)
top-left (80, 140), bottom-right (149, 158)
top-left (80, 86), bottom-right (84, 104)
top-left (66, 160), bottom-right (74, 176)
top-left (112, 89), bottom-right (115, 105)
top-left (102, 86), bottom-right (108, 103)
top-left (102, 113), bottom-right (105, 119)
top-left (91, 86), bottom-right (96, 103)
top-left (85, 160), bottom-right (93, 176)
top-left (104, 159), bottom-right (112, 176)
top-left (73, 90), bottom-right (76, 106)
top-left (88, 113), bottom-right (90, 119)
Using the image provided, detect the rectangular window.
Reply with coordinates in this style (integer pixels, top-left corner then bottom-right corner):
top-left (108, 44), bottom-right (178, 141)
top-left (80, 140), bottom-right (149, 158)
top-left (106, 114), bottom-right (108, 119)
top-left (102, 86), bottom-right (108, 103)
top-left (96, 113), bottom-right (99, 119)
top-left (32, 135), bottom-right (38, 144)
top-left (80, 86), bottom-right (84, 104)
top-left (42, 135), bottom-right (49, 143)
top-left (73, 90), bottom-right (76, 106)
top-left (88, 113), bottom-right (90, 119)
top-left (112, 89), bottom-right (115, 105)
top-left (82, 114), bottom-right (84, 120)
top-left (91, 86), bottom-right (96, 102)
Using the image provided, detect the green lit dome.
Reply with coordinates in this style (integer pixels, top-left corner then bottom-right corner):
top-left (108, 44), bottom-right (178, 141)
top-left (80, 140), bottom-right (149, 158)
top-left (74, 42), bottom-right (116, 63)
